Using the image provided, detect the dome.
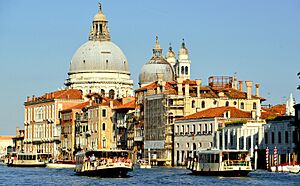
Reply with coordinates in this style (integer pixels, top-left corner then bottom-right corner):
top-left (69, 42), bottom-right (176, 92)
top-left (93, 12), bottom-right (107, 21)
top-left (69, 41), bottom-right (129, 74)
top-left (139, 59), bottom-right (175, 86)
top-left (139, 37), bottom-right (175, 86)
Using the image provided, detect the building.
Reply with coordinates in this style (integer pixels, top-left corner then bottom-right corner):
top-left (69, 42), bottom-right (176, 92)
top-left (294, 104), bottom-right (300, 163)
top-left (23, 89), bottom-right (84, 159)
top-left (135, 74), bottom-right (264, 166)
top-left (0, 136), bottom-right (14, 160)
top-left (12, 127), bottom-right (25, 153)
top-left (174, 106), bottom-right (257, 166)
top-left (65, 4), bottom-right (133, 98)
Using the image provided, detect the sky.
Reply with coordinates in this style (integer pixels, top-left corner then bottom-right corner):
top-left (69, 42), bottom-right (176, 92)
top-left (0, 0), bottom-right (299, 135)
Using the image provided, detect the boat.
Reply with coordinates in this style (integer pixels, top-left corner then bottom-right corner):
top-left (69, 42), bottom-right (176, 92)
top-left (74, 149), bottom-right (133, 177)
top-left (287, 165), bottom-right (300, 174)
top-left (187, 149), bottom-right (252, 177)
top-left (6, 152), bottom-right (50, 167)
top-left (270, 163), bottom-right (290, 172)
top-left (46, 160), bottom-right (76, 169)
top-left (137, 159), bottom-right (151, 169)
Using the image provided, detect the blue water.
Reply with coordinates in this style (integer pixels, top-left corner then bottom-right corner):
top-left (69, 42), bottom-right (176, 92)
top-left (0, 164), bottom-right (299, 185)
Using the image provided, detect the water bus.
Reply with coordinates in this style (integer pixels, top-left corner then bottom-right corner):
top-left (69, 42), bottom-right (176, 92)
top-left (74, 149), bottom-right (133, 177)
top-left (187, 149), bottom-right (252, 177)
top-left (6, 152), bottom-right (50, 167)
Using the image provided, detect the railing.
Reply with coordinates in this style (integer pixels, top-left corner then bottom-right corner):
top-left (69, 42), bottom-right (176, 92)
top-left (223, 160), bottom-right (250, 167)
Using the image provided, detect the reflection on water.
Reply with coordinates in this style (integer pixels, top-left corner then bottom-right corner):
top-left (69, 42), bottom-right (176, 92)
top-left (0, 166), bottom-right (299, 186)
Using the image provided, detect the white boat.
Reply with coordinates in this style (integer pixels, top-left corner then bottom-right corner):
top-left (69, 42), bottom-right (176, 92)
top-left (187, 149), bottom-right (252, 177)
top-left (6, 152), bottom-right (50, 167)
top-left (137, 160), bottom-right (151, 169)
top-left (74, 149), bottom-right (133, 177)
top-left (270, 164), bottom-right (289, 172)
top-left (46, 160), bottom-right (76, 169)
top-left (287, 165), bottom-right (300, 174)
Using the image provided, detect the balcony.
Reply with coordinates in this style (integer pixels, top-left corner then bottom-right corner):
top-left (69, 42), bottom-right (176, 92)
top-left (134, 136), bottom-right (144, 142)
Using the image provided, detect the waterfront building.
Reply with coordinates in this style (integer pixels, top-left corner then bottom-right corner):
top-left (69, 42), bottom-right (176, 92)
top-left (59, 101), bottom-right (90, 160)
top-left (0, 136), bottom-right (14, 160)
top-left (135, 75), bottom-right (264, 166)
top-left (65, 4), bottom-right (133, 98)
top-left (174, 106), bottom-right (257, 166)
top-left (23, 89), bottom-right (84, 159)
top-left (294, 104), bottom-right (300, 163)
top-left (12, 127), bottom-right (24, 153)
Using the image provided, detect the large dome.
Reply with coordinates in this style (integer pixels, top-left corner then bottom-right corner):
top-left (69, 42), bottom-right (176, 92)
top-left (69, 41), bottom-right (130, 74)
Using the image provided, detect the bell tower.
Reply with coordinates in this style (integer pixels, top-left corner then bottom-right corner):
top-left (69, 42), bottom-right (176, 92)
top-left (177, 39), bottom-right (191, 80)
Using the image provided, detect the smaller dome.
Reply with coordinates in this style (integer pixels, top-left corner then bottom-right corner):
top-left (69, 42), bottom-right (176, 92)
top-left (166, 46), bottom-right (176, 58)
top-left (94, 12), bottom-right (107, 21)
top-left (179, 41), bottom-right (188, 55)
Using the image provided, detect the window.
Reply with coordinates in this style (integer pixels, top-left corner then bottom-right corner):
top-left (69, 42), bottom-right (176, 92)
top-left (181, 66), bottom-right (184, 74)
top-left (285, 131), bottom-right (289, 143)
top-left (191, 100), bottom-right (195, 108)
top-left (186, 143), bottom-right (189, 148)
top-left (198, 143), bottom-right (202, 148)
top-left (185, 66), bottom-right (188, 75)
top-left (193, 143), bottom-right (196, 150)
top-left (278, 132), bottom-right (282, 143)
top-left (265, 132), bottom-right (268, 144)
top-left (240, 102), bottom-right (245, 109)
top-left (272, 132), bottom-right (275, 144)
top-left (201, 101), bottom-right (205, 109)
top-left (102, 138), bottom-right (106, 148)
top-left (176, 143), bottom-right (179, 148)
top-left (102, 123), bottom-right (106, 131)
top-left (109, 89), bottom-right (115, 99)
top-left (102, 109), bottom-right (106, 117)
top-left (101, 89), bottom-right (105, 96)
top-left (233, 101), bottom-right (237, 105)
top-left (225, 101), bottom-right (229, 106)
top-left (253, 102), bottom-right (257, 110)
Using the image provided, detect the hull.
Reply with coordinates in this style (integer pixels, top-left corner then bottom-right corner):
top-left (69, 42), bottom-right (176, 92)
top-left (75, 167), bottom-right (132, 177)
top-left (46, 163), bottom-right (75, 169)
top-left (191, 170), bottom-right (251, 177)
top-left (7, 162), bottom-right (46, 167)
top-left (270, 166), bottom-right (289, 172)
top-left (287, 165), bottom-right (300, 174)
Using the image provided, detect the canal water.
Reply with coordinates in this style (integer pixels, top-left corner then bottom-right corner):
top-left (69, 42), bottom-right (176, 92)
top-left (0, 165), bottom-right (299, 185)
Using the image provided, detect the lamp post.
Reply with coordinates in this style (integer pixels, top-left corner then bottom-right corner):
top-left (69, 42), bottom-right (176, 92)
top-left (254, 145), bottom-right (258, 171)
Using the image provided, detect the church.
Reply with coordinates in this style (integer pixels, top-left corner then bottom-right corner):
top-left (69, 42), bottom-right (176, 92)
top-left (64, 4), bottom-right (133, 99)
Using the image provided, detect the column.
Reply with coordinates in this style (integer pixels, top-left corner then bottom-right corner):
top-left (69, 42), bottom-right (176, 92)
top-left (243, 129), bottom-right (247, 150)
top-left (227, 129), bottom-right (230, 149)
top-left (216, 131), bottom-right (220, 150)
top-left (236, 128), bottom-right (240, 150)
top-left (222, 129), bottom-right (225, 150)
top-left (251, 129), bottom-right (254, 157)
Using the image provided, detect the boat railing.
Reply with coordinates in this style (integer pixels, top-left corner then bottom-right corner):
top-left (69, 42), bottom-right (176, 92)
top-left (223, 160), bottom-right (250, 167)
top-left (82, 158), bottom-right (133, 171)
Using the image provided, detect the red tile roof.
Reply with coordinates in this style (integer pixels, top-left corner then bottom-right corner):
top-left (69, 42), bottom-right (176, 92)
top-left (0, 136), bottom-right (14, 140)
top-left (177, 106), bottom-right (251, 120)
top-left (261, 104), bottom-right (286, 119)
top-left (113, 100), bottom-right (136, 110)
top-left (26, 89), bottom-right (83, 103)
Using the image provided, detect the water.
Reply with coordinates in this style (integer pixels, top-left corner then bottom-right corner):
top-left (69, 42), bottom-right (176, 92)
top-left (0, 164), bottom-right (299, 186)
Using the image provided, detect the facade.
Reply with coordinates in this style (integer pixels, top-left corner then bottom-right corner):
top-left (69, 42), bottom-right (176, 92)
top-left (135, 75), bottom-right (264, 166)
top-left (0, 136), bottom-right (14, 160)
top-left (294, 104), bottom-right (300, 163)
top-left (174, 106), bottom-right (256, 166)
top-left (23, 89), bottom-right (84, 158)
top-left (12, 127), bottom-right (25, 153)
top-left (65, 4), bottom-right (133, 98)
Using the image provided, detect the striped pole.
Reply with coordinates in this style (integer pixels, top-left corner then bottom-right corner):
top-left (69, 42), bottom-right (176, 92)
top-left (274, 146), bottom-right (278, 172)
top-left (266, 147), bottom-right (269, 170)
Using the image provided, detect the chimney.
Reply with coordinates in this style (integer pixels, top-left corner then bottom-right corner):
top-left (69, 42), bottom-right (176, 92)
top-left (27, 96), bottom-right (30, 102)
top-left (245, 80), bottom-right (253, 99)
top-left (177, 78), bottom-right (183, 96)
top-left (109, 100), bottom-right (113, 108)
top-left (185, 81), bottom-right (190, 96)
top-left (196, 79), bottom-right (201, 98)
top-left (161, 81), bottom-right (166, 92)
top-left (233, 76), bottom-right (238, 90)
top-left (238, 81), bottom-right (243, 91)
top-left (255, 83), bottom-right (260, 97)
top-left (16, 127), bottom-right (19, 136)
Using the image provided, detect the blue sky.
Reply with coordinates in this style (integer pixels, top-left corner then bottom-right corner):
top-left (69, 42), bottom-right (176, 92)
top-left (0, 0), bottom-right (299, 135)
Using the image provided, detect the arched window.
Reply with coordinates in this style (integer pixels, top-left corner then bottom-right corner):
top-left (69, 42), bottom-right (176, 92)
top-left (193, 143), bottom-right (196, 150)
top-left (225, 101), bottom-right (229, 106)
top-left (240, 102), bottom-right (245, 109)
top-left (233, 101), bottom-right (237, 105)
top-left (109, 89), bottom-right (115, 99)
top-left (191, 100), bottom-right (195, 108)
top-left (168, 113), bottom-right (174, 124)
top-left (185, 66), bottom-right (188, 75)
top-left (278, 132), bottom-right (282, 143)
top-left (102, 138), bottom-right (106, 148)
top-left (201, 101), bottom-right (206, 108)
top-left (181, 66), bottom-right (184, 74)
top-left (253, 102), bottom-right (257, 109)
top-left (101, 89), bottom-right (105, 96)
top-left (102, 123), bottom-right (106, 131)
top-left (285, 131), bottom-right (289, 143)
